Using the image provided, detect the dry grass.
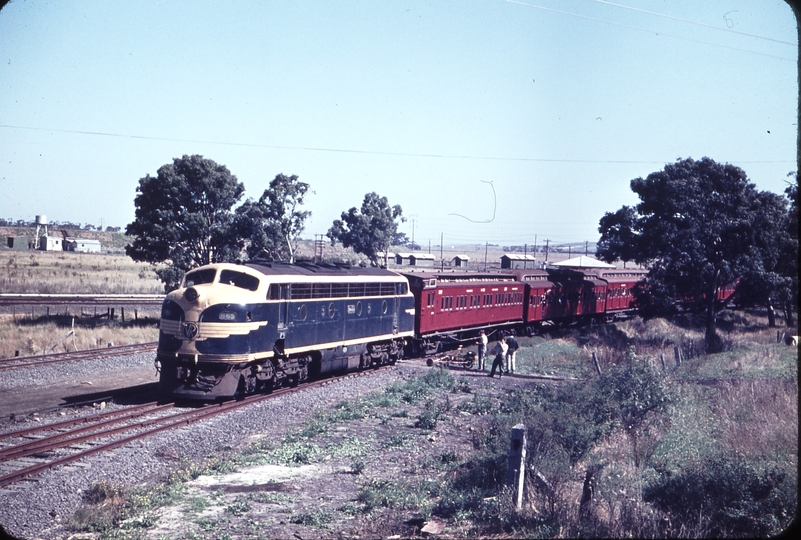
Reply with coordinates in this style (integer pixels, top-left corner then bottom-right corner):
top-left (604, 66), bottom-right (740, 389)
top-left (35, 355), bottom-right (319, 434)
top-left (0, 250), bottom-right (162, 294)
top-left (0, 250), bottom-right (162, 357)
top-left (0, 315), bottom-right (159, 357)
top-left (713, 378), bottom-right (798, 458)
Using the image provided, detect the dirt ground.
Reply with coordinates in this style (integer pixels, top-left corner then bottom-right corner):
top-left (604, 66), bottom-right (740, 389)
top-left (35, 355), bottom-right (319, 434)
top-left (140, 367), bottom-right (533, 540)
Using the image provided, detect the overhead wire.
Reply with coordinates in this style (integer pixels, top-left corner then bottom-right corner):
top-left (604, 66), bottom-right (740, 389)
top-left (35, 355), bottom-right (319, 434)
top-left (504, 0), bottom-right (796, 61)
top-left (584, 0), bottom-right (796, 46)
top-left (0, 124), bottom-right (792, 165)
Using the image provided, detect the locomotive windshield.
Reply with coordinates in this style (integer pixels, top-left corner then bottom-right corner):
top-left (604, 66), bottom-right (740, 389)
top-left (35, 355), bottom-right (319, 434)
top-left (219, 270), bottom-right (260, 291)
top-left (184, 269), bottom-right (216, 287)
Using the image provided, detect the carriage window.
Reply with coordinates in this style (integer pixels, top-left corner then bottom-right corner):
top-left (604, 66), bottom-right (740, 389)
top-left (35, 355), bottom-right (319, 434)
top-left (184, 269), bottom-right (216, 287)
top-left (349, 283), bottom-right (366, 297)
top-left (291, 283), bottom-right (311, 299)
top-left (268, 284), bottom-right (290, 300)
top-left (219, 270), bottom-right (260, 291)
top-left (313, 283), bottom-right (331, 298)
top-left (380, 283), bottom-right (396, 296)
top-left (331, 283), bottom-right (349, 297)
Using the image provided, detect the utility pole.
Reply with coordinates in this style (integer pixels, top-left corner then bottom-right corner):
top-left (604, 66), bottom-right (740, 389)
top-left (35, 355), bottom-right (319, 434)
top-left (585, 240), bottom-right (588, 256)
top-left (484, 242), bottom-right (488, 271)
top-left (545, 239), bottom-right (550, 262)
top-left (440, 233), bottom-right (444, 270)
top-left (523, 244), bottom-right (527, 269)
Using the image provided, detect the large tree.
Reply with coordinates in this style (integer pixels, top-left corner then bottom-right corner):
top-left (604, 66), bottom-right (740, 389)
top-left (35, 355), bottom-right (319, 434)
top-left (597, 157), bottom-right (789, 351)
top-left (126, 154), bottom-right (245, 290)
top-left (236, 174), bottom-right (311, 263)
top-left (327, 192), bottom-right (405, 267)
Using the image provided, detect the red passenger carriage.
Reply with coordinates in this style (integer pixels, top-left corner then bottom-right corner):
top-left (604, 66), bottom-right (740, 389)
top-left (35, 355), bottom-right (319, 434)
top-left (401, 270), bottom-right (526, 353)
top-left (592, 269), bottom-right (648, 318)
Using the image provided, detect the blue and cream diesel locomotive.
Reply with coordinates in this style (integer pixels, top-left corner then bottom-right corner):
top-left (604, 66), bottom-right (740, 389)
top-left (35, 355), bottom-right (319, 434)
top-left (156, 261), bottom-right (415, 399)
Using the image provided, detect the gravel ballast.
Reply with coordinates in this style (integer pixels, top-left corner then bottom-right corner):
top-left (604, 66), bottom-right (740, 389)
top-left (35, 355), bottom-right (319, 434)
top-left (0, 353), bottom-right (432, 540)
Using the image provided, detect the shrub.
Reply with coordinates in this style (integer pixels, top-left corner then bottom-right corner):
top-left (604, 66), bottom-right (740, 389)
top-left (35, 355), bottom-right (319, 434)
top-left (643, 455), bottom-right (797, 537)
top-left (415, 400), bottom-right (441, 430)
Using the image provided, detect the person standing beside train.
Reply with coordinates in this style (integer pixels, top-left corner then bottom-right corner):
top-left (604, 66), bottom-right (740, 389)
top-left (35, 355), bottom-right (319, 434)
top-left (476, 330), bottom-right (488, 371)
top-left (488, 336), bottom-right (507, 378)
top-left (505, 333), bottom-right (519, 374)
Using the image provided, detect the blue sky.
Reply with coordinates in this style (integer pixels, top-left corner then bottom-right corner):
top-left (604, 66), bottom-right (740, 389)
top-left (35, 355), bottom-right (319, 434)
top-left (0, 0), bottom-right (796, 248)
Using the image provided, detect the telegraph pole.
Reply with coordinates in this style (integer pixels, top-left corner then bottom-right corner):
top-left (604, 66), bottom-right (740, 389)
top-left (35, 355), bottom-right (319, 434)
top-left (440, 233), bottom-right (444, 270)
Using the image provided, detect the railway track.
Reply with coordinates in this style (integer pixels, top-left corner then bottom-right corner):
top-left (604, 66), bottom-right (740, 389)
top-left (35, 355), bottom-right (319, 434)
top-left (0, 293), bottom-right (163, 307)
top-left (0, 342), bottom-right (158, 372)
top-left (0, 367), bottom-right (390, 488)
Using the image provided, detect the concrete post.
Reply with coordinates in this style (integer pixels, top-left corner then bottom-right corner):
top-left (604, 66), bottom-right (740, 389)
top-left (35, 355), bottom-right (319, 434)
top-left (507, 423), bottom-right (527, 512)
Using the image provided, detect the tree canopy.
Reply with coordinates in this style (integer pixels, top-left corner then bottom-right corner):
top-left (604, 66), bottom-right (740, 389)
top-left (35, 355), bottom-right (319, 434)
top-left (596, 157), bottom-right (791, 351)
top-left (126, 155), bottom-right (245, 290)
top-left (236, 174), bottom-right (311, 263)
top-left (327, 192), bottom-right (405, 267)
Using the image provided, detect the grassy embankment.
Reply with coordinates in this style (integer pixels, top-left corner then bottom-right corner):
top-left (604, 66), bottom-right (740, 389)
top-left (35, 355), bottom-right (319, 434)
top-left (68, 310), bottom-right (797, 539)
top-left (0, 250), bottom-right (162, 358)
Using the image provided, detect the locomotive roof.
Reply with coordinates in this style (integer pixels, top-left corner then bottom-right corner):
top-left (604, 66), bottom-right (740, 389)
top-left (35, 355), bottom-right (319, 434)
top-left (244, 261), bottom-right (404, 279)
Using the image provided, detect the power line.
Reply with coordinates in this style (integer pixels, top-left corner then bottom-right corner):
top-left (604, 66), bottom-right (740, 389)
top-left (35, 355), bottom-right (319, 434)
top-left (504, 0), bottom-right (796, 61)
top-left (585, 0), bottom-right (796, 46)
top-left (0, 124), bottom-right (793, 165)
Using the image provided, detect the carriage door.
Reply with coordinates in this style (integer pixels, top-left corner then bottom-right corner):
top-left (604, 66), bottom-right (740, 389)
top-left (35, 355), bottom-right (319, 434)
top-left (273, 284), bottom-right (290, 339)
top-left (392, 296), bottom-right (399, 335)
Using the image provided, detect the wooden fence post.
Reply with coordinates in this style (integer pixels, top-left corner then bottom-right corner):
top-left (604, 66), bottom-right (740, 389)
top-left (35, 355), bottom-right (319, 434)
top-left (507, 424), bottom-right (527, 512)
top-left (592, 352), bottom-right (602, 375)
top-left (674, 346), bottom-right (682, 367)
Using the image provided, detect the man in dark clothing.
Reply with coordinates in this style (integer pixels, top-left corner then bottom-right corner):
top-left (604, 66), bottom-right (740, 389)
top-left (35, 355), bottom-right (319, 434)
top-left (488, 337), bottom-right (507, 378)
top-left (505, 334), bottom-right (519, 373)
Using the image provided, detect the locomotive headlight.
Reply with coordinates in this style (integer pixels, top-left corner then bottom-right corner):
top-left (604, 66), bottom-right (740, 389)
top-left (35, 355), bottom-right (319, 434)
top-left (184, 287), bottom-right (200, 303)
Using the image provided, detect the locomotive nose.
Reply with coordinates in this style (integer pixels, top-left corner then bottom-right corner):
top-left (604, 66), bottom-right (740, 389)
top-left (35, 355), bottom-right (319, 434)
top-left (184, 287), bottom-right (200, 303)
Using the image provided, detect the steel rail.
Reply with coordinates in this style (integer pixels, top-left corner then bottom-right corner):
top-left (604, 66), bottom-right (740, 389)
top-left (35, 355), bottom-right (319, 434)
top-left (0, 367), bottom-right (390, 488)
top-left (0, 401), bottom-right (169, 440)
top-left (0, 403), bottom-right (175, 461)
top-left (0, 342), bottom-right (158, 371)
top-left (0, 293), bottom-right (163, 306)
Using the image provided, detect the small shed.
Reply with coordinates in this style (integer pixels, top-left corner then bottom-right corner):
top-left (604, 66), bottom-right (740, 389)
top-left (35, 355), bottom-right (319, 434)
top-left (6, 236), bottom-right (28, 250)
top-left (410, 253), bottom-right (435, 267)
top-left (39, 236), bottom-right (64, 251)
top-left (452, 255), bottom-right (470, 268)
top-left (500, 254), bottom-right (537, 269)
top-left (395, 252), bottom-right (414, 266)
top-left (66, 238), bottom-right (102, 253)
